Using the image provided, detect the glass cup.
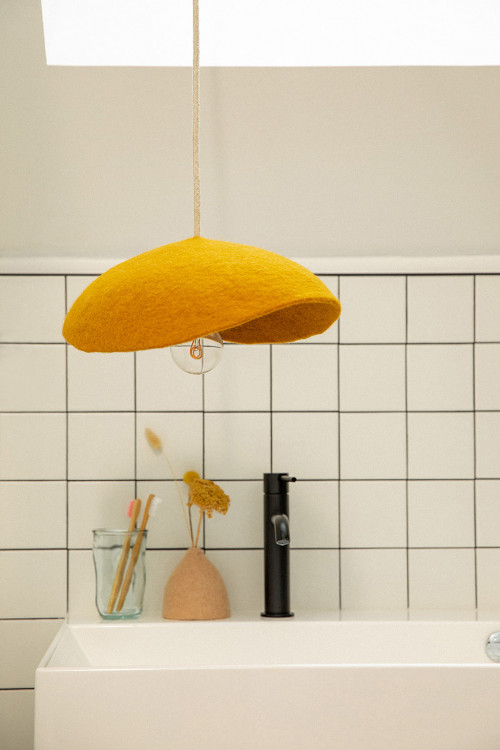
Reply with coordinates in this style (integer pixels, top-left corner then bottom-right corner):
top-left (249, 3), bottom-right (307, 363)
top-left (92, 528), bottom-right (148, 620)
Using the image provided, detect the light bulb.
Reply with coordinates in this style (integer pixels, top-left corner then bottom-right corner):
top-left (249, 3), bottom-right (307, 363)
top-left (170, 332), bottom-right (224, 374)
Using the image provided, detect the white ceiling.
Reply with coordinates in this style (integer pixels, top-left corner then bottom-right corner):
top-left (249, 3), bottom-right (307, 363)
top-left (41, 0), bottom-right (500, 67)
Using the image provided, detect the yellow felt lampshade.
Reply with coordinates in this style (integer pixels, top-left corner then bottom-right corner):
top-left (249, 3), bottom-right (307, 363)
top-left (63, 236), bottom-right (341, 352)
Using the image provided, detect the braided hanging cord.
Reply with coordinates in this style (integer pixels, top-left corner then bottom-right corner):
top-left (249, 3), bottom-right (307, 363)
top-left (193, 0), bottom-right (201, 237)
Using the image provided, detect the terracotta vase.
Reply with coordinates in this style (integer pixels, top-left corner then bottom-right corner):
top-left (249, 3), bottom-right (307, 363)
top-left (162, 547), bottom-right (230, 620)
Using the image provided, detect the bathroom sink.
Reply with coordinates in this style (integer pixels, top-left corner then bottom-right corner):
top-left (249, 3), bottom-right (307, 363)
top-left (35, 614), bottom-right (500, 750)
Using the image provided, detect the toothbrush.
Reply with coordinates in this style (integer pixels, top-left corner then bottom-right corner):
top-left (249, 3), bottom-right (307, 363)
top-left (106, 498), bottom-right (142, 614)
top-left (116, 494), bottom-right (162, 612)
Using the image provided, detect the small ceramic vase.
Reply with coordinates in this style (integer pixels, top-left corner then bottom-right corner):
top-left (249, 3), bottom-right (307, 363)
top-left (162, 547), bottom-right (230, 620)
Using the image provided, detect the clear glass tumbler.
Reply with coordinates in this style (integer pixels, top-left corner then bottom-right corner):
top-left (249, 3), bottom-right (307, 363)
top-left (92, 528), bottom-right (148, 620)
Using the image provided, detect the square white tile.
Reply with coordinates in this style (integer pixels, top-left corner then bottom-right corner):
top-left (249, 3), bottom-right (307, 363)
top-left (476, 413), bottom-right (500, 478)
top-left (307, 276), bottom-right (339, 343)
top-left (407, 344), bottom-right (473, 411)
top-left (66, 276), bottom-right (98, 309)
top-left (205, 412), bottom-right (271, 479)
top-left (0, 413), bottom-right (66, 480)
top-left (476, 480), bottom-right (500, 546)
top-left (0, 619), bottom-right (62, 688)
top-left (290, 550), bottom-right (339, 610)
top-left (272, 344), bottom-right (337, 411)
top-left (204, 481), bottom-right (262, 549)
top-left (475, 344), bottom-right (500, 410)
top-left (340, 413), bottom-right (406, 480)
top-left (137, 412), bottom-right (203, 480)
top-left (408, 480), bottom-right (475, 547)
top-left (477, 549), bottom-right (500, 609)
top-left (0, 276), bottom-right (65, 342)
top-left (408, 549), bottom-right (475, 609)
top-left (407, 413), bottom-right (474, 479)
top-left (68, 348), bottom-right (135, 411)
top-left (68, 481), bottom-right (136, 548)
top-left (476, 275), bottom-right (500, 342)
top-left (339, 276), bottom-right (406, 343)
top-left (206, 550), bottom-right (263, 613)
top-left (340, 481), bottom-right (406, 548)
top-left (0, 690), bottom-right (34, 750)
top-left (0, 344), bottom-right (66, 411)
top-left (136, 480), bottom-right (194, 549)
top-left (136, 348), bottom-right (203, 411)
top-left (68, 549), bottom-right (98, 618)
top-left (289, 481), bottom-right (339, 548)
top-left (68, 412), bottom-right (135, 480)
top-left (407, 276), bottom-right (473, 342)
top-left (339, 345), bottom-right (405, 411)
top-left (0, 550), bottom-right (67, 618)
top-left (273, 412), bottom-right (338, 480)
top-left (204, 344), bottom-right (270, 412)
top-left (340, 549), bottom-right (407, 609)
top-left (0, 482), bottom-right (66, 549)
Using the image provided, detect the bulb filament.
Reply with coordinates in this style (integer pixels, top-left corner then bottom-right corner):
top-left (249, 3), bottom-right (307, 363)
top-left (190, 339), bottom-right (203, 360)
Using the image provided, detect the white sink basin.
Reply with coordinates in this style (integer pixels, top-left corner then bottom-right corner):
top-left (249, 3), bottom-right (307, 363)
top-left (35, 614), bottom-right (500, 750)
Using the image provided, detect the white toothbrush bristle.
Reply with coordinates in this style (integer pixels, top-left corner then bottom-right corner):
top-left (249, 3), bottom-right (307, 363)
top-left (149, 497), bottom-right (163, 516)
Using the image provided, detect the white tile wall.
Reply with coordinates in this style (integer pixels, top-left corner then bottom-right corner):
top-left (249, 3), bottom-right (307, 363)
top-left (136, 348), bottom-right (203, 412)
top-left (340, 412), bottom-right (406, 479)
top-left (408, 549), bottom-right (476, 609)
top-left (475, 344), bottom-right (500, 409)
top-left (339, 345), bottom-right (405, 411)
top-left (339, 276), bottom-right (406, 343)
top-left (407, 276), bottom-right (474, 342)
top-left (475, 275), bottom-right (500, 341)
top-left (340, 481), bottom-right (407, 548)
top-left (67, 348), bottom-right (135, 411)
top-left (408, 412), bottom-right (475, 479)
top-left (272, 344), bottom-right (337, 411)
top-left (2, 268), bottom-right (500, 750)
top-left (407, 344), bottom-right (473, 411)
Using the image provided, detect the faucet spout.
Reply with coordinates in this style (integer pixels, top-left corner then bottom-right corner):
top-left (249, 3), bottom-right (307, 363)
top-left (272, 514), bottom-right (290, 546)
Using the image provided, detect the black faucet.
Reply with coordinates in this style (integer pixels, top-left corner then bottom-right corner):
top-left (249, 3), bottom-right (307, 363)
top-left (261, 472), bottom-right (296, 618)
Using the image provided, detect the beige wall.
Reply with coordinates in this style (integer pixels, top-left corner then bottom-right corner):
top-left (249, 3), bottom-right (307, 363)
top-left (1, 0), bottom-right (500, 259)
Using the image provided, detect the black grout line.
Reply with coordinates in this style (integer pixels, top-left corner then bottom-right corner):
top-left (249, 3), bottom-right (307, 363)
top-left (3, 271), bottom-right (499, 278)
top-left (3, 476), bottom-right (500, 483)
top-left (202, 373), bottom-right (206, 549)
top-left (337, 276), bottom-right (342, 610)
top-left (404, 274), bottom-right (410, 609)
top-left (4, 408), bottom-right (500, 415)
top-left (64, 275), bottom-right (70, 618)
top-left (269, 344), bottom-right (273, 473)
top-left (473, 275), bottom-right (478, 609)
top-left (0, 616), bottom-right (64, 621)
top-left (3, 545), bottom-right (494, 554)
top-left (133, 352), bottom-right (138, 502)
top-left (0, 344), bottom-right (500, 347)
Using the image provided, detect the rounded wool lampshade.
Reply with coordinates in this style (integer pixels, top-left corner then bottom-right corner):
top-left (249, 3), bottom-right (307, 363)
top-left (63, 236), bottom-right (341, 352)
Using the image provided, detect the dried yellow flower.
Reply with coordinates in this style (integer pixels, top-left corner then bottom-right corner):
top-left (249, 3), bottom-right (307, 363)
top-left (145, 428), bottom-right (162, 451)
top-left (183, 471), bottom-right (230, 518)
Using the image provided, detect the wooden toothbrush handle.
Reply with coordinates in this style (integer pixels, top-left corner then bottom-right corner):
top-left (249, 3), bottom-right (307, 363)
top-left (106, 499), bottom-right (141, 614)
top-left (116, 494), bottom-right (154, 612)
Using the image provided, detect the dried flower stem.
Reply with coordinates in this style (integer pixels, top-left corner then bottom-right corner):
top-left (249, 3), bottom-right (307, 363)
top-left (194, 510), bottom-right (204, 548)
top-left (145, 429), bottom-right (193, 546)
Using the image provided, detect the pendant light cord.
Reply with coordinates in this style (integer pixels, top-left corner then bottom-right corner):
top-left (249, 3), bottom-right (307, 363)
top-left (193, 0), bottom-right (201, 237)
